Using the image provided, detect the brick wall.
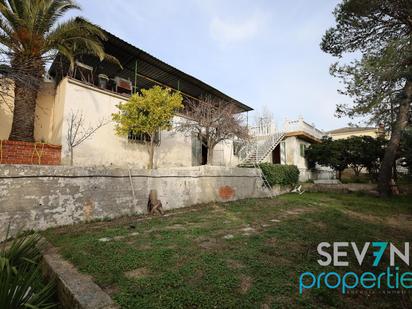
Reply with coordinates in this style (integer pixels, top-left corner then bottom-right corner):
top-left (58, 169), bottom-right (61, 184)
top-left (0, 140), bottom-right (61, 165)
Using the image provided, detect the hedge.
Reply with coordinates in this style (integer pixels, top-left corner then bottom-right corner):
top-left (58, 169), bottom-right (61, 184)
top-left (259, 163), bottom-right (300, 186)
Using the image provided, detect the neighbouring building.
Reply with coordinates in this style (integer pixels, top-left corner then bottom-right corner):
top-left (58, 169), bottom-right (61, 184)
top-left (327, 126), bottom-right (384, 140)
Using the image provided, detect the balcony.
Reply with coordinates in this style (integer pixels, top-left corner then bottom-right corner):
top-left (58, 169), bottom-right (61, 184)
top-left (283, 117), bottom-right (325, 141)
top-left (249, 117), bottom-right (325, 142)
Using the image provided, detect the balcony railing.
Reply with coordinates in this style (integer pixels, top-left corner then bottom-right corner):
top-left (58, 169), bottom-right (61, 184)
top-left (248, 118), bottom-right (325, 140)
top-left (283, 118), bottom-right (325, 140)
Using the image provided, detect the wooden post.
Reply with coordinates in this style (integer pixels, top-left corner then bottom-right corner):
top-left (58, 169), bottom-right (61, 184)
top-left (134, 59), bottom-right (138, 94)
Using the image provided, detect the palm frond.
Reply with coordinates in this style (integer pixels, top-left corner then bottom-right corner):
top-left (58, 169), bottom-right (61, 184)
top-left (0, 1), bottom-right (117, 68)
top-left (37, 0), bottom-right (80, 35)
top-left (0, 233), bottom-right (57, 309)
top-left (44, 16), bottom-right (115, 66)
top-left (8, 0), bottom-right (25, 17)
top-left (45, 16), bottom-right (106, 46)
top-left (0, 0), bottom-right (22, 33)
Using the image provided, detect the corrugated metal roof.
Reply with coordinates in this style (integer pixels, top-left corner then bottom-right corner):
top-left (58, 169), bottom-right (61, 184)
top-left (49, 26), bottom-right (253, 113)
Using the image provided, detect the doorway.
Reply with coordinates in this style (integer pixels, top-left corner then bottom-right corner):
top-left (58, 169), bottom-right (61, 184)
top-left (202, 144), bottom-right (208, 165)
top-left (272, 144), bottom-right (281, 164)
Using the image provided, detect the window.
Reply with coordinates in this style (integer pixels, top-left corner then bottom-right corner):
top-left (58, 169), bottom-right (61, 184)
top-left (128, 131), bottom-right (160, 145)
top-left (300, 144), bottom-right (307, 157)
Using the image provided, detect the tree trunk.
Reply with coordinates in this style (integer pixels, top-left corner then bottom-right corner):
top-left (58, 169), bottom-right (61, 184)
top-left (392, 161), bottom-right (398, 181)
top-left (378, 81), bottom-right (412, 196)
top-left (8, 57), bottom-right (44, 142)
top-left (207, 144), bottom-right (214, 165)
top-left (147, 137), bottom-right (155, 169)
top-left (70, 147), bottom-right (74, 166)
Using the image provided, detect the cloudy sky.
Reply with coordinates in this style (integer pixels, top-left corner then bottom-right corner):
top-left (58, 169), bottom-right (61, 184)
top-left (73, 0), bottom-right (355, 131)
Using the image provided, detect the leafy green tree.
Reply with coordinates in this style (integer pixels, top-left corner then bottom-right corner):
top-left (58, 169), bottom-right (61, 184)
top-left (305, 138), bottom-right (331, 170)
top-left (112, 86), bottom-right (183, 169)
top-left (345, 136), bottom-right (387, 179)
top-left (360, 136), bottom-right (387, 179)
top-left (345, 136), bottom-right (366, 178)
top-left (306, 136), bottom-right (386, 181)
top-left (0, 0), bottom-right (115, 142)
top-left (321, 0), bottom-right (412, 196)
top-left (306, 137), bottom-right (349, 180)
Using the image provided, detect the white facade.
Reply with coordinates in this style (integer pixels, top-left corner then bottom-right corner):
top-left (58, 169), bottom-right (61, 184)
top-left (248, 117), bottom-right (333, 182)
top-left (1, 77), bottom-right (238, 168)
top-left (58, 78), bottom-right (196, 168)
top-left (1, 75), bottom-right (334, 181)
top-left (0, 77), bottom-right (246, 169)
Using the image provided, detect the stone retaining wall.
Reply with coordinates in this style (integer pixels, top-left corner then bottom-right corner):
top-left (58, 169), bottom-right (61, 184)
top-left (0, 165), bottom-right (267, 239)
top-left (302, 183), bottom-right (412, 195)
top-left (41, 240), bottom-right (117, 309)
top-left (302, 183), bottom-right (377, 194)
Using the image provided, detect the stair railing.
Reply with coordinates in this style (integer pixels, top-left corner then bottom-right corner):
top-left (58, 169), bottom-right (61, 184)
top-left (238, 140), bottom-right (255, 162)
top-left (239, 132), bottom-right (285, 165)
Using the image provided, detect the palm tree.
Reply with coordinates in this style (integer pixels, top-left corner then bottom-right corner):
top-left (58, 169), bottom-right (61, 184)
top-left (0, 0), bottom-right (113, 142)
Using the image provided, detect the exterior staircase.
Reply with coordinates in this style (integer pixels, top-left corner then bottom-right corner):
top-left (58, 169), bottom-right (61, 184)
top-left (239, 132), bottom-right (285, 166)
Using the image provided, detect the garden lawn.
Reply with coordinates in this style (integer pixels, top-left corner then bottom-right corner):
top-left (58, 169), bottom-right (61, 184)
top-left (43, 193), bottom-right (412, 308)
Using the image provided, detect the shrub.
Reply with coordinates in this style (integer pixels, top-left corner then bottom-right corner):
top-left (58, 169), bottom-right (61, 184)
top-left (259, 163), bottom-right (300, 186)
top-left (0, 233), bottom-right (57, 308)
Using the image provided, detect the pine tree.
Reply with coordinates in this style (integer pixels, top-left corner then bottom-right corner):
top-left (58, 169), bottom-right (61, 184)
top-left (321, 0), bottom-right (412, 196)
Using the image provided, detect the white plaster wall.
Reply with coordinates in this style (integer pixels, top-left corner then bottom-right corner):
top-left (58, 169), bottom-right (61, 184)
top-left (283, 137), bottom-right (310, 169)
top-left (0, 80), bottom-right (15, 140)
top-left (57, 78), bottom-right (192, 168)
top-left (212, 140), bottom-right (240, 167)
top-left (283, 136), bottom-right (312, 181)
top-left (50, 79), bottom-right (67, 145)
top-left (0, 80), bottom-right (56, 143)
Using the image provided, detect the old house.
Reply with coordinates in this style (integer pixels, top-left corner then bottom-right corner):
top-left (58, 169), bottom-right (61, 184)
top-left (0, 28), bottom-right (253, 168)
top-left (0, 26), bottom-right (332, 181)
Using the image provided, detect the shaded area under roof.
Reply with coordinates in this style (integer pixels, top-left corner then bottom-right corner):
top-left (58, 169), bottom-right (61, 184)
top-left (49, 27), bottom-right (252, 113)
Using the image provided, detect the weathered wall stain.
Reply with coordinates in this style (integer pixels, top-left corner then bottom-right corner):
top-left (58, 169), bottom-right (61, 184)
top-left (83, 199), bottom-right (94, 222)
top-left (219, 186), bottom-right (235, 200)
top-left (0, 165), bottom-right (267, 239)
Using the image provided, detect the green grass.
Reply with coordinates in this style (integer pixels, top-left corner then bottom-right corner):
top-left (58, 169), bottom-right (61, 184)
top-left (43, 193), bottom-right (412, 308)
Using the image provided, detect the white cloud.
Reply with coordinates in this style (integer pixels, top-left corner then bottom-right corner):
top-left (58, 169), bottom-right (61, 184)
top-left (209, 11), bottom-right (267, 44)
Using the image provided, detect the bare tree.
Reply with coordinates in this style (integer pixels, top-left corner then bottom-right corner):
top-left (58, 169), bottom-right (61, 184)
top-left (176, 97), bottom-right (249, 165)
top-left (66, 110), bottom-right (108, 166)
top-left (253, 105), bottom-right (275, 136)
